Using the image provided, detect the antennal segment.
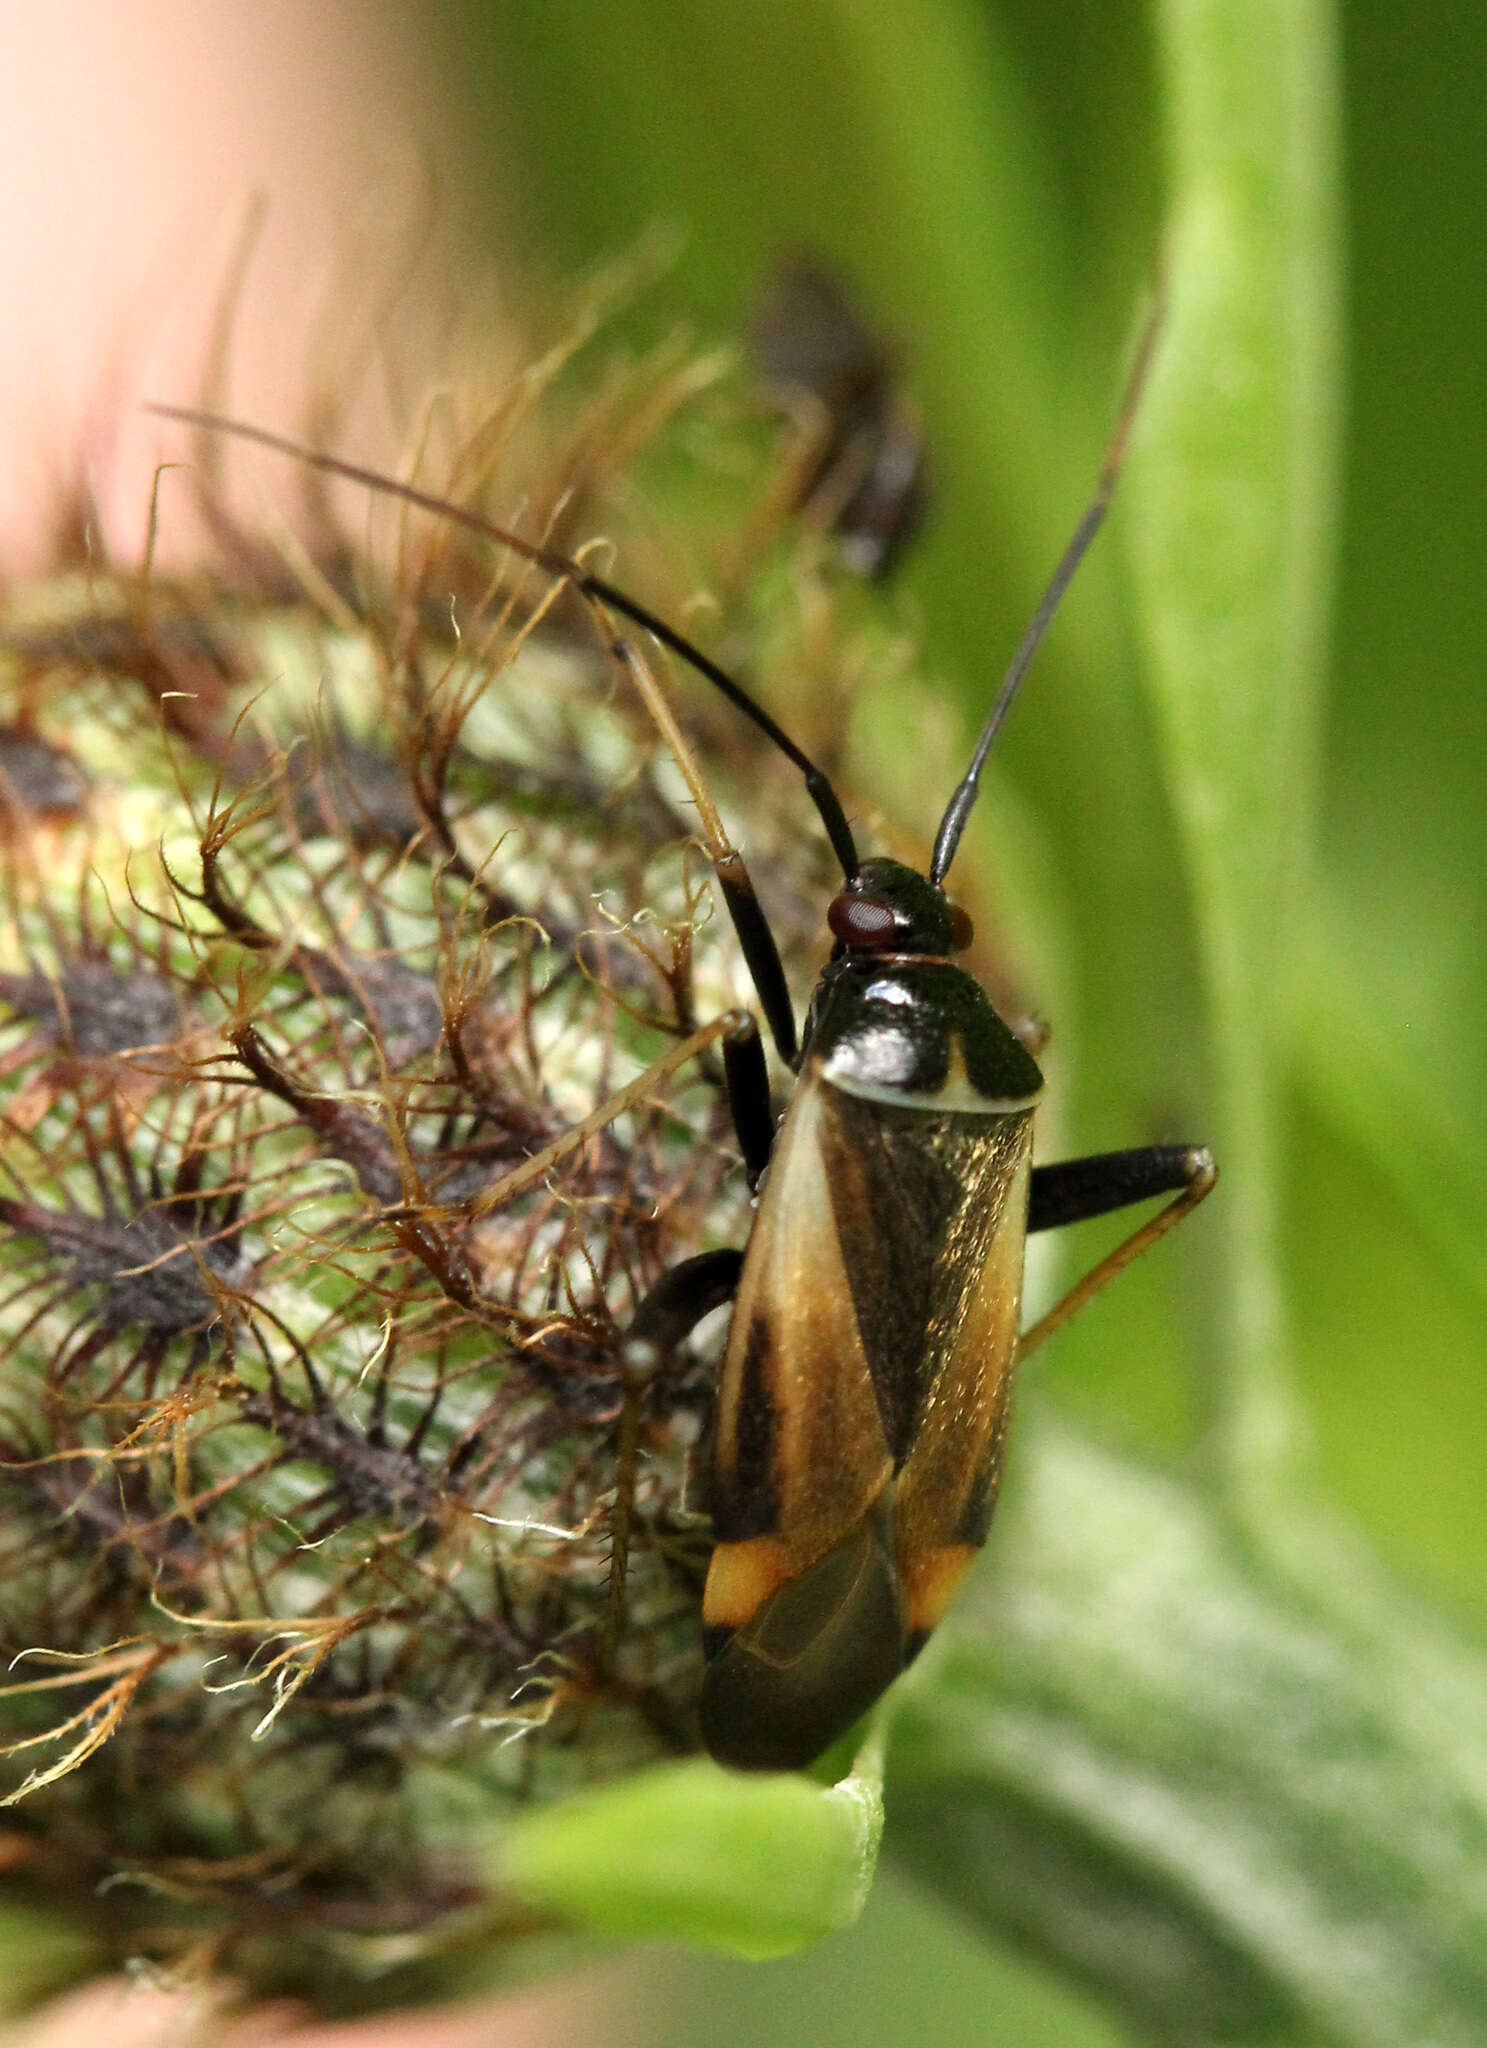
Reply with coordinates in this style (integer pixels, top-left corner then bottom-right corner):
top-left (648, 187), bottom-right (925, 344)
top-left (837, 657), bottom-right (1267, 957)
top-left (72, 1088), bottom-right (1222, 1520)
top-left (928, 301), bottom-right (1162, 887)
top-left (145, 404), bottom-right (862, 883)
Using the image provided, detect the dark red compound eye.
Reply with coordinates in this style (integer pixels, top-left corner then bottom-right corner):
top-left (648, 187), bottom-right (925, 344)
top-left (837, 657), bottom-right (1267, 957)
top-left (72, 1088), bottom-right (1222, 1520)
top-left (827, 892), bottom-right (899, 949)
top-left (947, 902), bottom-right (974, 950)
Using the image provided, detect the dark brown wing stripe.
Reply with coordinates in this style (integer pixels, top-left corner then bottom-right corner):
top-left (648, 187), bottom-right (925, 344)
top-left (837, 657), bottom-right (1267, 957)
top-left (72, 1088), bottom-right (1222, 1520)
top-left (715, 1313), bottom-right (780, 1539)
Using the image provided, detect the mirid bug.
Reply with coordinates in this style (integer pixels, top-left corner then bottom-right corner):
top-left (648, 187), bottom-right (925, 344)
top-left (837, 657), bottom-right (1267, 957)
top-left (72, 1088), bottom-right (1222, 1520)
top-left (151, 315), bottom-right (1214, 1774)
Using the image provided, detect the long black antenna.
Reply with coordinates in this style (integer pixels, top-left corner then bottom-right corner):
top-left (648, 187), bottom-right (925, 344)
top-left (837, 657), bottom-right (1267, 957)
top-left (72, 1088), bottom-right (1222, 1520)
top-left (145, 404), bottom-right (862, 881)
top-left (929, 303), bottom-right (1162, 887)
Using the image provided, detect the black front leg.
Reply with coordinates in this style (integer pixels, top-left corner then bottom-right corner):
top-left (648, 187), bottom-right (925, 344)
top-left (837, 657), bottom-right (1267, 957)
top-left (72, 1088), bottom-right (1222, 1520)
top-left (720, 1012), bottom-right (776, 1190)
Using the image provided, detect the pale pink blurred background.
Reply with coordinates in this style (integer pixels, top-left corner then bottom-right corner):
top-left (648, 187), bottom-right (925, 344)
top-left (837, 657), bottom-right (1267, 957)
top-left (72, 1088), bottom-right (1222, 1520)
top-left (0, 1), bottom-right (491, 572)
top-left (0, 1968), bottom-right (636, 2048)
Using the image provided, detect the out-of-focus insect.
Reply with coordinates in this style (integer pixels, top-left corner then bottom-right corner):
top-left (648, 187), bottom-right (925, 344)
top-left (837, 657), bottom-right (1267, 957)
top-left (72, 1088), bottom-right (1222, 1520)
top-left (749, 254), bottom-right (928, 579)
top-left (151, 311), bottom-right (1214, 1773)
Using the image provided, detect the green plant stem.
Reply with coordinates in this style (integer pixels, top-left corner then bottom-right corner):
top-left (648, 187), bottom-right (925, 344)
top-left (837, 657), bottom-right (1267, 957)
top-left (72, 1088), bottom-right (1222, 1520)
top-left (1125, 0), bottom-right (1341, 1527)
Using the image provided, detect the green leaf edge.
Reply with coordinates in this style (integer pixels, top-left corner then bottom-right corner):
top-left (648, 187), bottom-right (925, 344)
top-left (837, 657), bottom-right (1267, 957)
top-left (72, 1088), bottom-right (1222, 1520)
top-left (497, 1743), bottom-right (884, 1959)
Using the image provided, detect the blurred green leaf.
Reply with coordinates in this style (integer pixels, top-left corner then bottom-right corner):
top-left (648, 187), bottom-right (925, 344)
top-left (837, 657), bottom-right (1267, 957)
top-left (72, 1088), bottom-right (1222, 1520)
top-left (500, 1752), bottom-right (883, 1958)
top-left (888, 1425), bottom-right (1487, 2048)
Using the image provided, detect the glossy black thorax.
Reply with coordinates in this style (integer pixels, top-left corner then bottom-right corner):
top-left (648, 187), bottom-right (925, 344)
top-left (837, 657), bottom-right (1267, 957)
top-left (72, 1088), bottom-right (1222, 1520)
top-left (804, 860), bottom-right (1044, 1107)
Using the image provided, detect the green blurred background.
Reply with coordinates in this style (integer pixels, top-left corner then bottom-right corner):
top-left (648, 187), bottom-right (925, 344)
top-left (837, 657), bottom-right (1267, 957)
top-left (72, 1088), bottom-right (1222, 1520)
top-left (407, 1), bottom-right (1487, 2042)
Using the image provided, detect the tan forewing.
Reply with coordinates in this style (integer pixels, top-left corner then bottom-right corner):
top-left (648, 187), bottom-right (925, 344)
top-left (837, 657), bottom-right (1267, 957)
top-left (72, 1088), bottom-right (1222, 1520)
top-left (713, 1062), bottom-right (1032, 1588)
top-left (711, 1064), bottom-right (893, 1573)
top-left (814, 1082), bottom-right (1031, 1636)
top-left (812, 1089), bottom-right (1027, 1464)
top-left (891, 1135), bottom-right (1029, 1571)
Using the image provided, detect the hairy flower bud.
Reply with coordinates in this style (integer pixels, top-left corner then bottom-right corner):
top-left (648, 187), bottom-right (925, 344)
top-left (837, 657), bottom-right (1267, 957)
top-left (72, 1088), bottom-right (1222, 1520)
top-left (0, 306), bottom-right (889, 2010)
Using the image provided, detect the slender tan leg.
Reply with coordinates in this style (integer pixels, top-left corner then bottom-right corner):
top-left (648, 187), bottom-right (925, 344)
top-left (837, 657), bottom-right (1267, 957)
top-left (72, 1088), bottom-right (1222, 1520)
top-left (1017, 1147), bottom-right (1217, 1365)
